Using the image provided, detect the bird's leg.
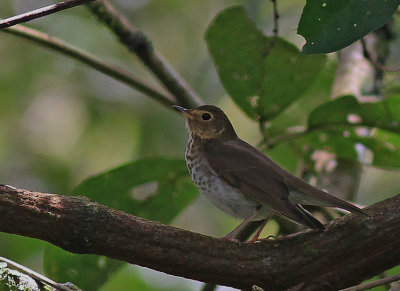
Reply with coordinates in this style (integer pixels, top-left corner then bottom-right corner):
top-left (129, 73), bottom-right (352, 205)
top-left (221, 212), bottom-right (258, 243)
top-left (246, 214), bottom-right (273, 243)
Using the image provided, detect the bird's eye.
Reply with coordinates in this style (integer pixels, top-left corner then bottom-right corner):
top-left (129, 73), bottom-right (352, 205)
top-left (201, 113), bottom-right (212, 121)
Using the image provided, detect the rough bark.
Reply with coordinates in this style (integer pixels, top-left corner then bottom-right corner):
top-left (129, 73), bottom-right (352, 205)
top-left (0, 185), bottom-right (399, 290)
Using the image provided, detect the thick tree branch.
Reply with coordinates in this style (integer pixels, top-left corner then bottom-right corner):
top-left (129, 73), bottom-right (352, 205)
top-left (0, 0), bottom-right (95, 29)
top-left (86, 0), bottom-right (203, 108)
top-left (0, 184), bottom-right (399, 290)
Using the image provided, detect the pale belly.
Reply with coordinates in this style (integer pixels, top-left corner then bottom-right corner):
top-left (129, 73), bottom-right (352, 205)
top-left (186, 146), bottom-right (271, 220)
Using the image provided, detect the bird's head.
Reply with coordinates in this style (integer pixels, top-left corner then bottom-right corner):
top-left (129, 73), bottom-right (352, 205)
top-left (173, 105), bottom-right (237, 140)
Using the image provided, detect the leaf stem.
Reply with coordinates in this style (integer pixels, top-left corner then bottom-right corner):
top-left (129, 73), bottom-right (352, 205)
top-left (263, 129), bottom-right (311, 148)
top-left (270, 0), bottom-right (279, 37)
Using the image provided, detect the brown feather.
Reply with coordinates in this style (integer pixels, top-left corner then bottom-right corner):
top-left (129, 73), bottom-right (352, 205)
top-left (204, 137), bottom-right (367, 228)
top-left (204, 138), bottom-right (327, 229)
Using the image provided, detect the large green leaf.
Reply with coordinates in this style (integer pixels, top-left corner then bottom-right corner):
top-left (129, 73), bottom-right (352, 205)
top-left (304, 96), bottom-right (400, 167)
top-left (100, 265), bottom-right (190, 291)
top-left (308, 95), bottom-right (400, 134)
top-left (44, 157), bottom-right (197, 290)
top-left (298, 130), bottom-right (359, 162)
top-left (205, 6), bottom-right (326, 121)
top-left (358, 129), bottom-right (400, 168)
top-left (298, 0), bottom-right (400, 54)
top-left (43, 251), bottom-right (121, 291)
top-left (293, 127), bottom-right (400, 168)
top-left (71, 157), bottom-right (197, 221)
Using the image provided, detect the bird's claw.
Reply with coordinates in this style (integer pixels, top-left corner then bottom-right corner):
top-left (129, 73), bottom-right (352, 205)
top-left (220, 236), bottom-right (242, 245)
top-left (246, 235), bottom-right (277, 244)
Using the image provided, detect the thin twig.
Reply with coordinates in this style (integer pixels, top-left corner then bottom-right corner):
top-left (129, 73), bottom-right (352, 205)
top-left (264, 129), bottom-right (310, 148)
top-left (260, 121), bottom-right (390, 149)
top-left (271, 0), bottom-right (279, 37)
top-left (340, 273), bottom-right (400, 291)
top-left (0, 0), bottom-right (95, 29)
top-left (3, 25), bottom-right (176, 107)
top-left (361, 38), bottom-right (400, 72)
top-left (86, 0), bottom-right (203, 108)
top-left (263, 0), bottom-right (280, 57)
top-left (259, 120), bottom-right (270, 140)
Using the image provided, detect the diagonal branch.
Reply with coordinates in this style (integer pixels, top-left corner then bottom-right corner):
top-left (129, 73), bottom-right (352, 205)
top-left (2, 25), bottom-right (175, 107)
top-left (1, 184), bottom-right (399, 290)
top-left (1, 0), bottom-right (203, 109)
top-left (86, 0), bottom-right (203, 108)
top-left (0, 0), bottom-right (95, 29)
top-left (341, 273), bottom-right (400, 291)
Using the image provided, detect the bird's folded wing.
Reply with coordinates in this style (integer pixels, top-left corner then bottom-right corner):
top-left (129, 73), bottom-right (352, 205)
top-left (204, 139), bottom-right (324, 228)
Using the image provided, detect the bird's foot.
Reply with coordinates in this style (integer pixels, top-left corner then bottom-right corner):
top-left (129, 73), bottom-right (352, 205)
top-left (219, 235), bottom-right (241, 245)
top-left (246, 235), bottom-right (276, 244)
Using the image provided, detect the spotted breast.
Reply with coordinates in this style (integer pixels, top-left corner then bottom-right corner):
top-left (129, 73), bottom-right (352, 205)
top-left (185, 132), bottom-right (271, 220)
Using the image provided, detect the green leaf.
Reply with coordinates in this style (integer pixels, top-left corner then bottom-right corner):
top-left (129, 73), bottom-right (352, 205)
top-left (101, 265), bottom-right (189, 291)
top-left (263, 143), bottom-right (300, 174)
top-left (205, 6), bottom-right (326, 121)
top-left (296, 128), bottom-right (400, 168)
top-left (300, 130), bottom-right (359, 161)
top-left (305, 96), bottom-right (400, 168)
top-left (358, 129), bottom-right (400, 168)
top-left (71, 157), bottom-right (197, 222)
top-left (308, 95), bottom-right (400, 134)
top-left (43, 251), bottom-right (120, 291)
top-left (100, 266), bottom-right (156, 291)
top-left (298, 0), bottom-right (400, 54)
top-left (44, 157), bottom-right (197, 290)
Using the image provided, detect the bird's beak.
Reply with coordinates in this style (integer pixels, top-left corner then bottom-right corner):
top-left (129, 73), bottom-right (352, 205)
top-left (172, 105), bottom-right (187, 113)
top-left (172, 105), bottom-right (193, 118)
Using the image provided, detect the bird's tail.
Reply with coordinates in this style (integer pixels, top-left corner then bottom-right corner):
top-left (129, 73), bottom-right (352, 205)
top-left (276, 198), bottom-right (325, 230)
top-left (289, 179), bottom-right (368, 217)
top-left (294, 204), bottom-right (325, 230)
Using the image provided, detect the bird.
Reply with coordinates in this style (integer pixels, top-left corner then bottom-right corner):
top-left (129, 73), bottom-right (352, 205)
top-left (173, 104), bottom-right (367, 242)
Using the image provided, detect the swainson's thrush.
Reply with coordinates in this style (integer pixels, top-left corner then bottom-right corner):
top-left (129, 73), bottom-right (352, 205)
top-left (174, 104), bottom-right (367, 242)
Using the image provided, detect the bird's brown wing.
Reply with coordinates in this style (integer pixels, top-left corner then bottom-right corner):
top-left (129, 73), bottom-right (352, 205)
top-left (204, 138), bottom-right (324, 229)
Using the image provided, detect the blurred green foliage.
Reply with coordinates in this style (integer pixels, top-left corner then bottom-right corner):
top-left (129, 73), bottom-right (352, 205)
top-left (43, 250), bottom-right (123, 291)
top-left (305, 95), bottom-right (400, 167)
top-left (1, 0), bottom-right (400, 290)
top-left (206, 6), bottom-right (327, 120)
top-left (71, 157), bottom-right (197, 219)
